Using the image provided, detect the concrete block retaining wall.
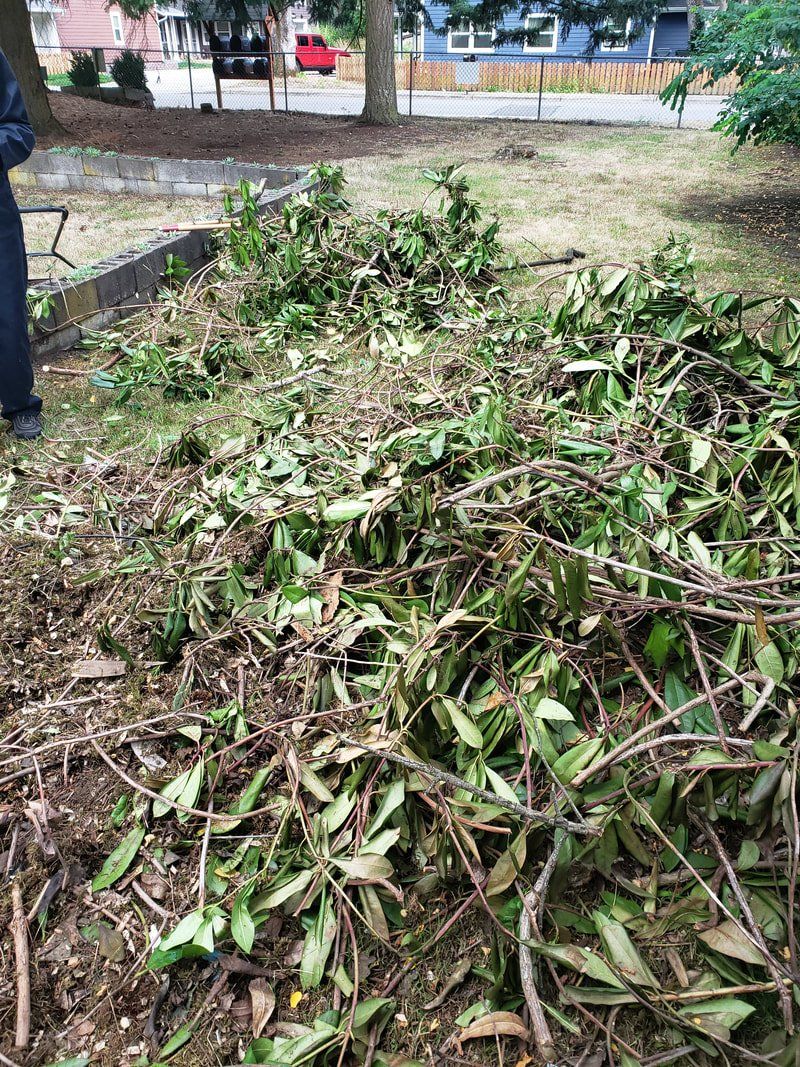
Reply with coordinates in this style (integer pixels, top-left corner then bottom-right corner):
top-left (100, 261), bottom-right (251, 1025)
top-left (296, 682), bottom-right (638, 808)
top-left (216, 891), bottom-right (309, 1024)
top-left (11, 152), bottom-right (311, 358)
top-left (13, 149), bottom-right (305, 200)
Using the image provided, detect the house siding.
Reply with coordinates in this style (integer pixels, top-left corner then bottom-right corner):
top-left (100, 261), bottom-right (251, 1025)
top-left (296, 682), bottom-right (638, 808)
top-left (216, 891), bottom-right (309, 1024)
top-left (423, 3), bottom-right (687, 61)
top-left (53, 0), bottom-right (163, 55)
top-left (652, 13), bottom-right (689, 56)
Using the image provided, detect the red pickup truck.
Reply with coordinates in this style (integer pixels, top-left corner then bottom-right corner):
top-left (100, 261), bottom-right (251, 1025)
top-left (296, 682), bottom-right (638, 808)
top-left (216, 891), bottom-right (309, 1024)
top-left (295, 32), bottom-right (350, 73)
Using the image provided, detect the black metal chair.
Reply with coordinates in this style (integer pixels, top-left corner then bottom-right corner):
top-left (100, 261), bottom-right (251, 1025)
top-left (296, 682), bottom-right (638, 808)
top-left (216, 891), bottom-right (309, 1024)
top-left (19, 205), bottom-right (76, 272)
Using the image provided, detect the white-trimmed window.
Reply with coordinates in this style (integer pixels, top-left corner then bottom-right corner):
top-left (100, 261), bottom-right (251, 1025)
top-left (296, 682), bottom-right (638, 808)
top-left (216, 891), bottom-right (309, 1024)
top-left (447, 19), bottom-right (495, 53)
top-left (523, 13), bottom-right (558, 52)
top-left (213, 20), bottom-right (232, 35)
top-left (110, 11), bottom-right (125, 45)
top-left (600, 17), bottom-right (631, 50)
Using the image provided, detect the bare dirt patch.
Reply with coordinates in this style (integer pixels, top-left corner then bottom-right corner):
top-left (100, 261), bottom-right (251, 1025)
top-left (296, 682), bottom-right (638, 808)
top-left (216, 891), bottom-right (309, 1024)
top-left (679, 162), bottom-right (800, 263)
top-left (42, 93), bottom-right (468, 167)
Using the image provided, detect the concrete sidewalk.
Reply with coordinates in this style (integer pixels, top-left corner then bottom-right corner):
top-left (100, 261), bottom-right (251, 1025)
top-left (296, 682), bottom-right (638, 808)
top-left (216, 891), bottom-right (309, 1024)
top-left (131, 67), bottom-right (725, 128)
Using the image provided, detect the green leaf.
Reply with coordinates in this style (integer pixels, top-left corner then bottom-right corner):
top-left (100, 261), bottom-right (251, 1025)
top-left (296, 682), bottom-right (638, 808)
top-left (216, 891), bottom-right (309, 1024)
top-left (256, 868), bottom-right (315, 910)
top-left (159, 1026), bottom-right (192, 1059)
top-left (528, 940), bottom-right (625, 989)
top-left (563, 359), bottom-right (612, 373)
top-left (686, 531), bottom-right (712, 571)
top-left (446, 700), bottom-right (483, 749)
top-left (332, 854), bottom-right (394, 881)
top-left (232, 888), bottom-right (256, 954)
top-left (429, 428), bottom-right (446, 460)
top-left (159, 909), bottom-right (205, 952)
top-left (678, 996), bottom-right (755, 1034)
top-left (322, 499), bottom-right (371, 523)
top-left (754, 641), bottom-right (784, 685)
top-left (153, 759), bottom-right (204, 819)
top-left (91, 823), bottom-right (145, 892)
top-left (552, 738), bottom-right (604, 784)
top-left (300, 896), bottom-right (336, 989)
top-left (504, 551), bottom-right (534, 607)
top-left (594, 911), bottom-right (659, 988)
top-left (332, 963), bottom-right (355, 996)
top-left (533, 696), bottom-right (574, 721)
top-left (664, 671), bottom-right (707, 732)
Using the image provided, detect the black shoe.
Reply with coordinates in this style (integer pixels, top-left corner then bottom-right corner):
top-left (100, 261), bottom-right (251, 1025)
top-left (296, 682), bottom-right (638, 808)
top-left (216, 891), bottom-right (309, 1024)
top-left (11, 411), bottom-right (42, 440)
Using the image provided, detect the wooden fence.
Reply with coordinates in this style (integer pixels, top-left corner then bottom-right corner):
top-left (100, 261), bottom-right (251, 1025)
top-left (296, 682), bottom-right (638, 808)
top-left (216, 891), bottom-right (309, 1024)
top-left (336, 55), bottom-right (737, 97)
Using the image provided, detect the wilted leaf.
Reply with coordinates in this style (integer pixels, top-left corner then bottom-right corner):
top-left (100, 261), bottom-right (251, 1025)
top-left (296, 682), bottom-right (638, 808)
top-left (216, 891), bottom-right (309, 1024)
top-left (96, 923), bottom-right (126, 962)
top-left (698, 920), bottom-right (765, 966)
top-left (72, 659), bottom-right (127, 678)
top-left (249, 978), bottom-right (275, 1039)
top-left (456, 1011), bottom-right (528, 1044)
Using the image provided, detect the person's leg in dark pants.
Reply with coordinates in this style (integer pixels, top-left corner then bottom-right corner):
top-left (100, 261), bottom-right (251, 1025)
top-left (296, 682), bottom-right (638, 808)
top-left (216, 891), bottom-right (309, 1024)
top-left (0, 174), bottom-right (41, 435)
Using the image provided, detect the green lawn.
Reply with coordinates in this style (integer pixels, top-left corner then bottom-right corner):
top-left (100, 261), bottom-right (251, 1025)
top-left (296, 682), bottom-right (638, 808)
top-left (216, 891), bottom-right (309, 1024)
top-left (337, 122), bottom-right (800, 294)
top-left (46, 71), bottom-right (112, 86)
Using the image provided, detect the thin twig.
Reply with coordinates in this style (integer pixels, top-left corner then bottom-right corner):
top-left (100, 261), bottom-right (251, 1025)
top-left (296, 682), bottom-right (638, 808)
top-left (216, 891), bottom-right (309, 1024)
top-left (338, 735), bottom-right (597, 835)
top-left (10, 883), bottom-right (31, 1050)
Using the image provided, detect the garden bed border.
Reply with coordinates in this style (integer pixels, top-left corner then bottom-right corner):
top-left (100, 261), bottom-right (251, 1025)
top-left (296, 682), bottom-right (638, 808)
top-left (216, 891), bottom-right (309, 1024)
top-left (12, 151), bottom-right (311, 358)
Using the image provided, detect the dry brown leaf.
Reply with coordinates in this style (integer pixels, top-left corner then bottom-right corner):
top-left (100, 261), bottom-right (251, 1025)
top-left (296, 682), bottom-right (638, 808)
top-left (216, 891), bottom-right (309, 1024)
top-left (484, 690), bottom-right (509, 711)
top-left (321, 570), bottom-right (343, 623)
top-left (290, 620), bottom-right (314, 642)
top-left (140, 871), bottom-right (169, 900)
top-left (97, 923), bottom-right (126, 962)
top-left (423, 957), bottom-right (472, 1010)
top-left (665, 947), bottom-right (689, 988)
top-left (754, 606), bottom-right (769, 648)
top-left (283, 939), bottom-right (304, 966)
top-left (456, 1011), bottom-right (529, 1048)
top-left (72, 659), bottom-right (127, 678)
top-left (249, 978), bottom-right (276, 1038)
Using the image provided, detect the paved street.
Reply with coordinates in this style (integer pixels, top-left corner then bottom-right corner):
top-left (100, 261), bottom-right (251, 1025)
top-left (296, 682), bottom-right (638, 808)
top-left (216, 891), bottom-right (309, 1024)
top-left (140, 66), bottom-right (724, 128)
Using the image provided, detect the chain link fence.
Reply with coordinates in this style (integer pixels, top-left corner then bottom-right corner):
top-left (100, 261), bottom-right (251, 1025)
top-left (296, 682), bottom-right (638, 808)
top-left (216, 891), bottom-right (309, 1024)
top-left (36, 45), bottom-right (729, 130)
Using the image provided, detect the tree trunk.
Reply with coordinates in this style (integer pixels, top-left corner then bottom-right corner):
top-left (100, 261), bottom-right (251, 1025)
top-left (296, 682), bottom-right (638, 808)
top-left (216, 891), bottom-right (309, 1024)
top-left (271, 4), bottom-right (296, 73)
top-left (0, 0), bottom-right (62, 136)
top-left (361, 0), bottom-right (399, 125)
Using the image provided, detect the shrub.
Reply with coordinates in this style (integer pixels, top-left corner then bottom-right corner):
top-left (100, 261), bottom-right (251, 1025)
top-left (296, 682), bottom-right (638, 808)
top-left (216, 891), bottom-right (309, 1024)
top-left (663, 0), bottom-right (800, 147)
top-left (110, 50), bottom-right (148, 91)
top-left (68, 51), bottom-right (99, 88)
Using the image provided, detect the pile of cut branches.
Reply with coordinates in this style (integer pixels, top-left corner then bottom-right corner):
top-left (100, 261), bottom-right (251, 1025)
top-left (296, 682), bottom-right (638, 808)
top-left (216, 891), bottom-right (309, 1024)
top-left (3, 166), bottom-right (800, 1067)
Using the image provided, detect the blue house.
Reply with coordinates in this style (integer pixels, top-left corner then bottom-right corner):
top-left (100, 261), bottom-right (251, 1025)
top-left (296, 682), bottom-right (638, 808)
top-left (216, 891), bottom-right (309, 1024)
top-left (419, 1), bottom-right (696, 62)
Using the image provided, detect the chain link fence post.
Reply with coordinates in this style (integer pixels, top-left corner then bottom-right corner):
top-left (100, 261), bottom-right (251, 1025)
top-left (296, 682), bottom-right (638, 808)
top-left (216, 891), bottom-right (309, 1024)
top-left (537, 55), bottom-right (545, 120)
top-left (409, 50), bottom-right (414, 117)
top-left (187, 49), bottom-right (195, 109)
top-left (283, 52), bottom-right (289, 112)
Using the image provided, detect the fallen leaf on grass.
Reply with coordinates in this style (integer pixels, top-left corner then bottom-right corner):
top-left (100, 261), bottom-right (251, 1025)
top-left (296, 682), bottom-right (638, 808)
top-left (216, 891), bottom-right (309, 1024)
top-left (97, 923), bottom-right (126, 962)
top-left (423, 958), bottom-right (472, 1010)
top-left (131, 740), bottom-right (168, 773)
top-left (250, 978), bottom-right (276, 1038)
top-left (698, 920), bottom-right (766, 966)
top-left (455, 1011), bottom-right (528, 1049)
top-left (72, 658), bottom-right (127, 678)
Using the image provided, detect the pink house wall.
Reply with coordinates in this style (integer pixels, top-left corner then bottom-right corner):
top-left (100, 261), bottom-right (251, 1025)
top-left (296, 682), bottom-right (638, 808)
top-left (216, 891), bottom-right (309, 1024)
top-left (54, 0), bottom-right (163, 55)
